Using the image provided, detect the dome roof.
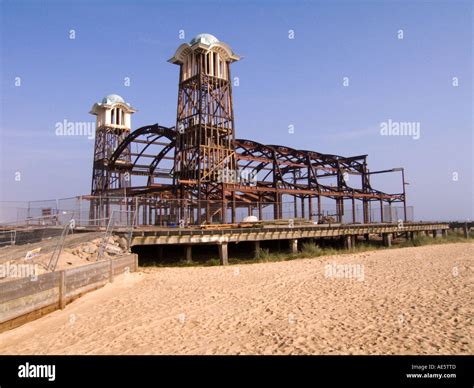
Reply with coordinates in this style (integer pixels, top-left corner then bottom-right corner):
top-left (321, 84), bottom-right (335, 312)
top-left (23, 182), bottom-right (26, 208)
top-left (169, 33), bottom-right (240, 64)
top-left (90, 94), bottom-right (136, 115)
top-left (190, 33), bottom-right (219, 46)
top-left (101, 94), bottom-right (125, 105)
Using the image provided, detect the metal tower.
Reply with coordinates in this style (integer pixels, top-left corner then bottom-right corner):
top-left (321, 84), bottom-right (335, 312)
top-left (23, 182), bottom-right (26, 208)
top-left (169, 33), bottom-right (241, 224)
top-left (89, 94), bottom-right (136, 220)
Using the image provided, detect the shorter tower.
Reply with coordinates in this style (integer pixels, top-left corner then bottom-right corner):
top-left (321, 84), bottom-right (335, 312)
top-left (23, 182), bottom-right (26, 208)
top-left (89, 94), bottom-right (136, 219)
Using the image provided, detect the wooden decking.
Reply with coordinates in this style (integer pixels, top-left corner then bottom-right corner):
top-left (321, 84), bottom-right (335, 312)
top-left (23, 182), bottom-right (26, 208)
top-left (121, 222), bottom-right (452, 265)
top-left (127, 222), bottom-right (450, 246)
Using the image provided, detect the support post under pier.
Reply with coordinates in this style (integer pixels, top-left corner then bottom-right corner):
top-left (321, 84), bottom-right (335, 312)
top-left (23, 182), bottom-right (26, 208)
top-left (382, 233), bottom-right (392, 247)
top-left (185, 245), bottom-right (192, 263)
top-left (219, 242), bottom-right (229, 266)
top-left (290, 239), bottom-right (298, 254)
top-left (343, 235), bottom-right (353, 250)
top-left (254, 240), bottom-right (261, 258)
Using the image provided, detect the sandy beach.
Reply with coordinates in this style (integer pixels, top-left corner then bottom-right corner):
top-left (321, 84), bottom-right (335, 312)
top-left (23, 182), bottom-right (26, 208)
top-left (0, 243), bottom-right (472, 355)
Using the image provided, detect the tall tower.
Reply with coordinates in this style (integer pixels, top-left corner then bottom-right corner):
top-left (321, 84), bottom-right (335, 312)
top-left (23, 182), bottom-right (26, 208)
top-left (169, 33), bottom-right (241, 224)
top-left (89, 94), bottom-right (136, 219)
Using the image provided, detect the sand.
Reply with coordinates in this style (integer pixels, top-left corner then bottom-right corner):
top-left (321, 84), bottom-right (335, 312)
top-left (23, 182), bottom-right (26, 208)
top-left (0, 243), bottom-right (472, 355)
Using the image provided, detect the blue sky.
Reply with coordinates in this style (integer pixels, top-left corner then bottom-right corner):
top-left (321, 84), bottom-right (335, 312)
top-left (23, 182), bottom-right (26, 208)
top-left (0, 0), bottom-right (472, 220)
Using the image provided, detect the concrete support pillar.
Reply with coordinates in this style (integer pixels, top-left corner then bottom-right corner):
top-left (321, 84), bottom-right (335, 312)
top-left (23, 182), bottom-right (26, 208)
top-left (218, 242), bottom-right (228, 265)
top-left (351, 235), bottom-right (356, 249)
top-left (382, 233), bottom-right (392, 247)
top-left (343, 235), bottom-right (352, 250)
top-left (441, 229), bottom-right (448, 238)
top-left (185, 245), bottom-right (192, 263)
top-left (364, 233), bottom-right (370, 242)
top-left (254, 240), bottom-right (261, 258)
top-left (290, 239), bottom-right (298, 254)
top-left (463, 223), bottom-right (469, 239)
top-left (432, 230), bottom-right (438, 238)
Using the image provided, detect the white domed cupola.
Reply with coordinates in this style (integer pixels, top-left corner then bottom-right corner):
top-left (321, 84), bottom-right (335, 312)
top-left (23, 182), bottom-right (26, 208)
top-left (90, 94), bottom-right (136, 130)
top-left (169, 33), bottom-right (241, 81)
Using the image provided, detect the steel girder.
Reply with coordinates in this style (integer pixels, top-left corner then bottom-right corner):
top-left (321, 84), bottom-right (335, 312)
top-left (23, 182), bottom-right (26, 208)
top-left (93, 125), bottom-right (406, 224)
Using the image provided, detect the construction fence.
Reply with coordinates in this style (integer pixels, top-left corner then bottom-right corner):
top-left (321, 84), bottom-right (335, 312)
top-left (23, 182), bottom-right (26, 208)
top-left (0, 195), bottom-right (414, 229)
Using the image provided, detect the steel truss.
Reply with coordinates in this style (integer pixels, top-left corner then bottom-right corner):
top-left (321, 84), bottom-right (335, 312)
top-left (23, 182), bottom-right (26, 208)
top-left (91, 125), bottom-right (407, 226)
top-left (90, 38), bottom-right (406, 226)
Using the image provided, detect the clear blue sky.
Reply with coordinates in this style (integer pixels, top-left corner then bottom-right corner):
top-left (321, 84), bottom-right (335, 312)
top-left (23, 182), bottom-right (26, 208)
top-left (0, 0), bottom-right (472, 221)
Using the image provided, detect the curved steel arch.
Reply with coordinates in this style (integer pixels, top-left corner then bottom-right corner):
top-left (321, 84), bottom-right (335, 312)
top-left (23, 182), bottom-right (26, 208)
top-left (109, 123), bottom-right (175, 168)
top-left (147, 141), bottom-right (176, 185)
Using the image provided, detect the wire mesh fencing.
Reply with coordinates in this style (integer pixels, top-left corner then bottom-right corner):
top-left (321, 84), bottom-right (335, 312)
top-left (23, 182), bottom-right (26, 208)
top-left (0, 195), bottom-right (414, 230)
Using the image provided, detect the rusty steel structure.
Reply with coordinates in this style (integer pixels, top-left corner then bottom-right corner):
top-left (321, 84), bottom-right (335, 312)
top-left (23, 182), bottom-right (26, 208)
top-left (89, 95), bottom-right (137, 221)
top-left (88, 34), bottom-right (407, 226)
top-left (169, 34), bottom-right (240, 224)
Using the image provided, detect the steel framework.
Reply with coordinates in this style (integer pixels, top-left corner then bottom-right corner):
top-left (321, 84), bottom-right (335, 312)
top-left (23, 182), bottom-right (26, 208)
top-left (89, 34), bottom-right (407, 226)
top-left (89, 125), bottom-right (407, 226)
